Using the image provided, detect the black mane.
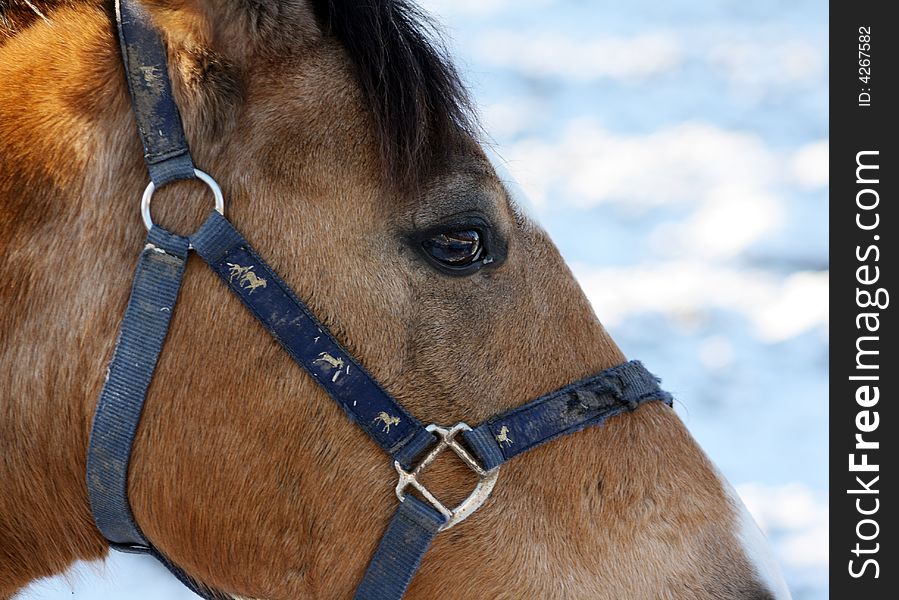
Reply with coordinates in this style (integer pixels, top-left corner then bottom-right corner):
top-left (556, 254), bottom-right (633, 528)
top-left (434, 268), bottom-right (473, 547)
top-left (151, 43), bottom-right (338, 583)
top-left (310, 0), bottom-right (476, 188)
top-left (2, 0), bottom-right (477, 189)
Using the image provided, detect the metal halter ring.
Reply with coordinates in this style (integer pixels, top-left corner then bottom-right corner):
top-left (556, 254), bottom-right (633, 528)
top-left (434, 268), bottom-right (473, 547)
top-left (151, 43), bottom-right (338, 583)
top-left (140, 169), bottom-right (224, 231)
top-left (394, 422), bottom-right (500, 531)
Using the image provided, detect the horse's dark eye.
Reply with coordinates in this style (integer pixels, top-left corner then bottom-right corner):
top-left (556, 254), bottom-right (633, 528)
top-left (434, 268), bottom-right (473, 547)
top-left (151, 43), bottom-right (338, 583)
top-left (422, 230), bottom-right (484, 268)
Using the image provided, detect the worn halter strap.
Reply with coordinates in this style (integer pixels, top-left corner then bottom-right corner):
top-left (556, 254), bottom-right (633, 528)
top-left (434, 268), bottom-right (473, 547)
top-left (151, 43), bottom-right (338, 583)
top-left (115, 0), bottom-right (195, 186)
top-left (86, 2), bottom-right (673, 599)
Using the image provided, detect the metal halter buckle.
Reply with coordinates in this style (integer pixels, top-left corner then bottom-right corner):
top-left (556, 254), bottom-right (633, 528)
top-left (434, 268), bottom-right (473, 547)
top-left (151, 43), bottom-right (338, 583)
top-left (394, 423), bottom-right (499, 531)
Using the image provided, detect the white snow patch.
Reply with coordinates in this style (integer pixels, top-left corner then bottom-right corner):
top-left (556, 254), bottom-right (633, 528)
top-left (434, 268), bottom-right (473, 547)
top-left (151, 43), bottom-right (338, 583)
top-left (482, 100), bottom-right (545, 138)
top-left (15, 553), bottom-right (201, 600)
top-left (709, 38), bottom-right (823, 100)
top-left (474, 31), bottom-right (683, 82)
top-left (503, 120), bottom-right (781, 207)
top-left (420, 0), bottom-right (555, 19)
top-left (792, 140), bottom-right (829, 189)
top-left (574, 262), bottom-right (828, 343)
top-left (698, 335), bottom-right (735, 370)
top-left (651, 184), bottom-right (784, 259)
top-left (736, 483), bottom-right (829, 570)
top-left (752, 271), bottom-right (830, 342)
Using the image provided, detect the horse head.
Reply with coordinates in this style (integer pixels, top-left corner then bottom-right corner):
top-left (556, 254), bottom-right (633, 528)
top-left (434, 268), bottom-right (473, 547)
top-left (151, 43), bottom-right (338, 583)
top-left (0, 1), bottom-right (790, 598)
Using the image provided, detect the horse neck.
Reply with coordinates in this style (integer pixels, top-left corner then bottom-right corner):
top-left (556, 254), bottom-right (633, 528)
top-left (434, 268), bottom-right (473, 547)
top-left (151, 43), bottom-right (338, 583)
top-left (0, 6), bottom-right (145, 594)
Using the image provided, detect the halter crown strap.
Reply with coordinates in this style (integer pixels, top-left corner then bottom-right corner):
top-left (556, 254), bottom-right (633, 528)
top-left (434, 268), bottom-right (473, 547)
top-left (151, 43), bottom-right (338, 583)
top-left (115, 0), bottom-right (195, 186)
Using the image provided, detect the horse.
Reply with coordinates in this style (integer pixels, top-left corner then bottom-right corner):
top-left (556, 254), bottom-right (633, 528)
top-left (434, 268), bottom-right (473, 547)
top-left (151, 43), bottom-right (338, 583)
top-left (0, 0), bottom-right (791, 598)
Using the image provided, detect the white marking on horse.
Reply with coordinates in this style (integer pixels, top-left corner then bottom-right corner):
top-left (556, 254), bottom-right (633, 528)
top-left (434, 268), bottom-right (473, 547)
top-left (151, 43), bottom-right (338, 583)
top-left (313, 352), bottom-right (345, 382)
top-left (226, 263), bottom-right (268, 294)
top-left (496, 426), bottom-right (513, 447)
top-left (717, 470), bottom-right (792, 599)
top-left (374, 412), bottom-right (400, 433)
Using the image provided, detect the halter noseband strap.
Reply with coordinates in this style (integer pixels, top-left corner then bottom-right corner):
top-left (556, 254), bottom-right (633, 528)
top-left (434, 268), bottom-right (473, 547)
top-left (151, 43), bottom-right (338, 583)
top-left (86, 2), bottom-right (673, 599)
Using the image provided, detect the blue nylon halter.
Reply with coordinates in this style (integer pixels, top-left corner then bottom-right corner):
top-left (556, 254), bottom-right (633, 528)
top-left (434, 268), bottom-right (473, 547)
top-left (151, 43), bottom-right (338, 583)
top-left (86, 2), bottom-right (673, 598)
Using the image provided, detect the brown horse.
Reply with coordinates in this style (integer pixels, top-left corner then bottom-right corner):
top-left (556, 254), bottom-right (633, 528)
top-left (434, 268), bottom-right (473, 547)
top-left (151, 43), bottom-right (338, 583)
top-left (0, 0), bottom-right (790, 598)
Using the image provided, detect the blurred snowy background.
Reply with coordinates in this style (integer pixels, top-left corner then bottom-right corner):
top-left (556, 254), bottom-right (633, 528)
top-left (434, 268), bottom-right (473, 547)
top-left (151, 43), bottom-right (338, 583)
top-left (17, 0), bottom-right (827, 598)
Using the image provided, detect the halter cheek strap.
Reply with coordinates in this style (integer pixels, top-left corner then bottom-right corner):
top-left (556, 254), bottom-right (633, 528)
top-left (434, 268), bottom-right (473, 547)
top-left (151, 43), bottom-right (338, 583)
top-left (189, 214), bottom-right (437, 470)
top-left (86, 2), bottom-right (673, 599)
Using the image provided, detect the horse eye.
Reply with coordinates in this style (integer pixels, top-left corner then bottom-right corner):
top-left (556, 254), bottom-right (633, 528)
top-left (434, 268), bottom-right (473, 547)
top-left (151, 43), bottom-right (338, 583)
top-left (421, 229), bottom-right (484, 269)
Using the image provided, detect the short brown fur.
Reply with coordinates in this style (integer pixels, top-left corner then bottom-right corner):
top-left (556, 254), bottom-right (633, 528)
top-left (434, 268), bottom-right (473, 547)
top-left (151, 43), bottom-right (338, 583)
top-left (1, 1), bottom-right (772, 598)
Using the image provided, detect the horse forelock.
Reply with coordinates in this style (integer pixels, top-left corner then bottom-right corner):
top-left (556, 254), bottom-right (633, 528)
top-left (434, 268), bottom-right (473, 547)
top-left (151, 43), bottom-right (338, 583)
top-left (307, 0), bottom-right (479, 190)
